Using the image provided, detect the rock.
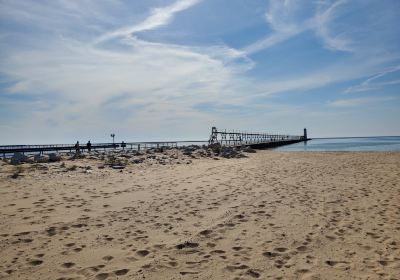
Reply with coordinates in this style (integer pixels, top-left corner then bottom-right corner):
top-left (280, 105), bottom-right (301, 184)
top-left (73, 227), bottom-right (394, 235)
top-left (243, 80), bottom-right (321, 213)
top-left (10, 153), bottom-right (30, 165)
top-left (111, 165), bottom-right (125, 170)
top-left (69, 152), bottom-right (85, 160)
top-left (194, 149), bottom-right (207, 157)
top-left (34, 154), bottom-right (49, 163)
top-left (183, 145), bottom-right (200, 153)
top-left (146, 149), bottom-right (155, 154)
top-left (87, 156), bottom-right (99, 160)
top-left (208, 143), bottom-right (222, 154)
top-left (10, 172), bottom-right (20, 179)
top-left (219, 146), bottom-right (246, 159)
top-left (242, 146), bottom-right (256, 153)
top-left (132, 158), bottom-right (144, 164)
top-left (48, 153), bottom-right (62, 162)
top-left (35, 164), bottom-right (49, 170)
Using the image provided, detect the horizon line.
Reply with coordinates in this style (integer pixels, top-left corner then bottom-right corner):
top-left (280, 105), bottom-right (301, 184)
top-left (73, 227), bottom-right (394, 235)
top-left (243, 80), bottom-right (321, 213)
top-left (1, 135), bottom-right (400, 146)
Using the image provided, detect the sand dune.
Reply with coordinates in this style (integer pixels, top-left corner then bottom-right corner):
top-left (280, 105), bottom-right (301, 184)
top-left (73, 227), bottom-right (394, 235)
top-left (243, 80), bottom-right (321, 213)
top-left (1, 151), bottom-right (399, 279)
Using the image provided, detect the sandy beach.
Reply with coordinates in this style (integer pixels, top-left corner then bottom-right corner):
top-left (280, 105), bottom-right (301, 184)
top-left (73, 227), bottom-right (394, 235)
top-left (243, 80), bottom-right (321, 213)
top-left (0, 151), bottom-right (399, 280)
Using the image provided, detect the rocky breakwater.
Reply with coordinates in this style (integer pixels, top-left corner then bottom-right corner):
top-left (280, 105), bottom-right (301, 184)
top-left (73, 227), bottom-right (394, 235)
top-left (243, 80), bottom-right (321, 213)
top-left (4, 144), bottom-right (256, 175)
top-left (96, 144), bottom-right (253, 169)
top-left (9, 152), bottom-right (62, 165)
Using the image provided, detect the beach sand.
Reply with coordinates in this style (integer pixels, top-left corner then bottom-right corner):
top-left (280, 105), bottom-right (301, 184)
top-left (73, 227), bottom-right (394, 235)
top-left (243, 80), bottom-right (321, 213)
top-left (0, 151), bottom-right (399, 279)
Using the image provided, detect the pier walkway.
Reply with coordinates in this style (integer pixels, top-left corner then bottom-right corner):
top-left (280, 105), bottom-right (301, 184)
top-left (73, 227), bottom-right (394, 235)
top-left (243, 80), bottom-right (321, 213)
top-left (0, 141), bottom-right (201, 159)
top-left (208, 127), bottom-right (309, 149)
top-left (0, 127), bottom-right (309, 158)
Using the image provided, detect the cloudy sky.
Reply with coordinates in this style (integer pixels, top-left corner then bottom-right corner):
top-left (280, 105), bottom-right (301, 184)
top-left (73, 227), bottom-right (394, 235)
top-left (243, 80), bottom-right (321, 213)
top-left (0, 0), bottom-right (399, 144)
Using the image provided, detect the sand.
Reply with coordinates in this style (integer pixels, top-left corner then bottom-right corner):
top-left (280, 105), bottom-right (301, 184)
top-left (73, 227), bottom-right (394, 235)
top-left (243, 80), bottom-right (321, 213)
top-left (0, 151), bottom-right (399, 280)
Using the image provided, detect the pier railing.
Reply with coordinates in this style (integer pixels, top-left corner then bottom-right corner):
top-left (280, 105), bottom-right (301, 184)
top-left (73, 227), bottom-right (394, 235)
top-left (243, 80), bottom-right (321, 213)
top-left (0, 141), bottom-right (208, 159)
top-left (209, 127), bottom-right (306, 147)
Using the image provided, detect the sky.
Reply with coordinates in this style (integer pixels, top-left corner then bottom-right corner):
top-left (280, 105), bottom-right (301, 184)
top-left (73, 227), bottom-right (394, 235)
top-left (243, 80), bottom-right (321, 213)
top-left (0, 0), bottom-right (399, 144)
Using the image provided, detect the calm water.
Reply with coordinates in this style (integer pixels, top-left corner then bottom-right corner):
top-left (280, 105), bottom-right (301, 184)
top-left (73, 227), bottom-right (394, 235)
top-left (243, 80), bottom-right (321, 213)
top-left (275, 137), bottom-right (400, 152)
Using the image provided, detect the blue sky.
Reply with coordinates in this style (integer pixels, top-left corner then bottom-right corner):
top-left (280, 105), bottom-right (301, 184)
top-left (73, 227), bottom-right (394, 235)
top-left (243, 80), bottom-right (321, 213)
top-left (0, 0), bottom-right (399, 144)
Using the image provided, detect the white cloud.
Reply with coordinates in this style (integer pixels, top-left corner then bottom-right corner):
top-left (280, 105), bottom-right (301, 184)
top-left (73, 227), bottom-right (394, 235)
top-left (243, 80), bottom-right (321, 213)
top-left (313, 0), bottom-right (352, 52)
top-left (328, 96), bottom-right (397, 107)
top-left (243, 0), bottom-right (356, 54)
top-left (344, 65), bottom-right (400, 93)
top-left (95, 0), bottom-right (201, 44)
top-left (243, 0), bottom-right (311, 54)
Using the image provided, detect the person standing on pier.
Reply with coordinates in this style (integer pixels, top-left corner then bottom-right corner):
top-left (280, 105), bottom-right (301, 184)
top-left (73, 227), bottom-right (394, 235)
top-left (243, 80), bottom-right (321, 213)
top-left (87, 141), bottom-right (92, 153)
top-left (75, 141), bottom-right (80, 153)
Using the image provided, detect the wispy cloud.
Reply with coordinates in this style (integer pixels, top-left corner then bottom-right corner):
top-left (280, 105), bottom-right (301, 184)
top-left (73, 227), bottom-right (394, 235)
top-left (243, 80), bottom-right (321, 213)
top-left (313, 0), bottom-right (352, 52)
top-left (344, 65), bottom-right (400, 93)
top-left (328, 96), bottom-right (398, 107)
top-left (243, 0), bottom-right (310, 54)
top-left (243, 0), bottom-right (350, 54)
top-left (95, 0), bottom-right (201, 44)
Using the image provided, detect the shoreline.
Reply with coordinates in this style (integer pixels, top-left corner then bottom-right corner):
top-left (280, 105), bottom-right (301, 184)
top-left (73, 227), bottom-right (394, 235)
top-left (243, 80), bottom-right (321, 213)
top-left (1, 151), bottom-right (399, 279)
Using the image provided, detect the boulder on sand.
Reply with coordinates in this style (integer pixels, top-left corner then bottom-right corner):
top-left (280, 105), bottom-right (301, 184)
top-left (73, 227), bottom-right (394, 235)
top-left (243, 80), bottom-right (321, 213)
top-left (111, 165), bottom-right (125, 170)
top-left (48, 153), bottom-right (62, 162)
top-left (241, 146), bottom-right (256, 153)
top-left (34, 154), bottom-right (49, 163)
top-left (132, 158), bottom-right (144, 164)
top-left (10, 153), bottom-right (31, 165)
top-left (220, 146), bottom-right (246, 159)
top-left (208, 143), bottom-right (222, 154)
top-left (69, 152), bottom-right (86, 160)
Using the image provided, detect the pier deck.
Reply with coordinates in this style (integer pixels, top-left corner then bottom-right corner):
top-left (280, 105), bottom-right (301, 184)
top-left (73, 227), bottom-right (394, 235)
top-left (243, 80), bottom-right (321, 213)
top-left (208, 127), bottom-right (309, 149)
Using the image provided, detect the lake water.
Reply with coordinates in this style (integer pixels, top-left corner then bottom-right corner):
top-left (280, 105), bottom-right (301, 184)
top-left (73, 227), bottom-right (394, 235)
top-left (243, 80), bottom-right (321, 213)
top-left (275, 137), bottom-right (400, 152)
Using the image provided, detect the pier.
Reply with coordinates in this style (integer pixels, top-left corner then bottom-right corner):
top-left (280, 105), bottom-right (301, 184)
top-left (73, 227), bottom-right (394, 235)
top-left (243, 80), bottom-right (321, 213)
top-left (208, 127), bottom-right (309, 149)
top-left (0, 141), bottom-right (187, 159)
top-left (0, 127), bottom-right (309, 158)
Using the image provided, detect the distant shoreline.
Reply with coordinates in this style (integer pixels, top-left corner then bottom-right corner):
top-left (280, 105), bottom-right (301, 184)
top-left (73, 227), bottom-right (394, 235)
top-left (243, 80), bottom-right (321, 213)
top-left (313, 135), bottom-right (400, 139)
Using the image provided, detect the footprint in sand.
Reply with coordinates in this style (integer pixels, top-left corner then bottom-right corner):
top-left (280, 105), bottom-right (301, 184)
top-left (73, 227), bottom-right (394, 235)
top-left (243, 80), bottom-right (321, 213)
top-left (95, 273), bottom-right (109, 280)
top-left (232, 246), bottom-right (243, 251)
top-left (199, 229), bottom-right (213, 236)
top-left (296, 246), bottom-right (308, 252)
top-left (62, 262), bottom-right (75, 268)
top-left (246, 269), bottom-right (261, 278)
top-left (114, 269), bottom-right (129, 276)
top-left (226, 264), bottom-right (249, 271)
top-left (274, 247), bottom-right (288, 252)
top-left (102, 256), bottom-right (113, 261)
top-left (136, 250), bottom-right (150, 257)
top-left (325, 260), bottom-right (349, 269)
top-left (29, 259), bottom-right (43, 266)
top-left (262, 251), bottom-right (279, 258)
top-left (180, 271), bottom-right (199, 275)
top-left (176, 241), bottom-right (199, 249)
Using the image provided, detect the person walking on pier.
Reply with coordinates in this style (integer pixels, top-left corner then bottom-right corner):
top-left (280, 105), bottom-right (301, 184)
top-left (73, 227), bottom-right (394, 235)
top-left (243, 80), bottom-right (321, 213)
top-left (75, 141), bottom-right (80, 153)
top-left (87, 141), bottom-right (92, 153)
